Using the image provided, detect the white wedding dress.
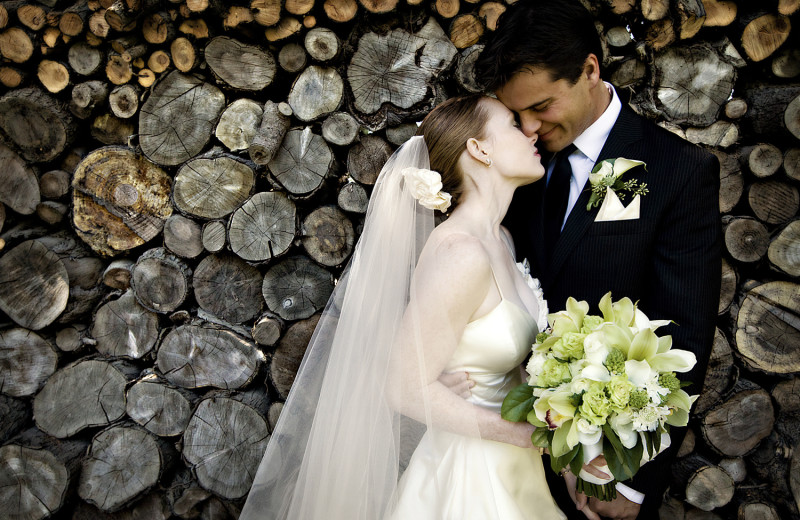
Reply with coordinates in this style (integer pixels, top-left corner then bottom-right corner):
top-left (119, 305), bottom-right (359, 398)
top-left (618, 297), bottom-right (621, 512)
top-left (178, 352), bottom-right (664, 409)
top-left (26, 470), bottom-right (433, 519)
top-left (388, 267), bottom-right (566, 520)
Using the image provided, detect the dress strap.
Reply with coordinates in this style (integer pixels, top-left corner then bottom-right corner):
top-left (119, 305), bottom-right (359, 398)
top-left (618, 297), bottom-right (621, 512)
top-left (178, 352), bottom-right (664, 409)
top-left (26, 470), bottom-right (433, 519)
top-left (487, 263), bottom-right (505, 300)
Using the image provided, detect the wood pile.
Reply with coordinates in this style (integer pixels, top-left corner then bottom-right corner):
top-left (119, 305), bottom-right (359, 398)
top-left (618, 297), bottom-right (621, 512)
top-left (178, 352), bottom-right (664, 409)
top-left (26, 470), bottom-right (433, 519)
top-left (0, 0), bottom-right (798, 518)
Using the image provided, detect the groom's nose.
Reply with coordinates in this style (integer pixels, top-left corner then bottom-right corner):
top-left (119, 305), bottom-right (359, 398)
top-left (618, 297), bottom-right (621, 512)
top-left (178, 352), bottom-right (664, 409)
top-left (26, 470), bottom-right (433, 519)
top-left (520, 114), bottom-right (541, 137)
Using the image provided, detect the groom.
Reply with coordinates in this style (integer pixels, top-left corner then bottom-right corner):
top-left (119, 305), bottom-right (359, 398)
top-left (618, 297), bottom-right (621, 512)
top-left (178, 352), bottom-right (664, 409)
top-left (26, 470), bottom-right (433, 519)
top-left (474, 1), bottom-right (721, 519)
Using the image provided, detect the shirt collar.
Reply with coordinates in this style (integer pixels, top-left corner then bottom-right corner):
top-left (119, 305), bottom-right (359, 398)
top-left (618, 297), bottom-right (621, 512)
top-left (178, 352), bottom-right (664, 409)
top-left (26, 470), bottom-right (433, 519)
top-left (573, 82), bottom-right (621, 163)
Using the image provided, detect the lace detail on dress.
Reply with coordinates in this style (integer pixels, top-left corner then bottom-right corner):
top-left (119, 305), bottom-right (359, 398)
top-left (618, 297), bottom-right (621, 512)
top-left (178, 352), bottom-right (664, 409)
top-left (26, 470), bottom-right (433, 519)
top-left (516, 259), bottom-right (549, 333)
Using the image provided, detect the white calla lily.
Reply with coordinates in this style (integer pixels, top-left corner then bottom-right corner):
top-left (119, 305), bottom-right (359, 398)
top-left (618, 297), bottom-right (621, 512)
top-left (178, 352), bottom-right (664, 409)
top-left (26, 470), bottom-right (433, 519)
top-left (624, 359), bottom-right (654, 386)
top-left (612, 157), bottom-right (646, 175)
top-left (649, 350), bottom-right (697, 373)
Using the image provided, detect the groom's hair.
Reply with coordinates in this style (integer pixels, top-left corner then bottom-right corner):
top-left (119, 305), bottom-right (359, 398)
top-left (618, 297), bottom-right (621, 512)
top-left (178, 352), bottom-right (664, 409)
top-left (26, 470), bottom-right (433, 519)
top-left (475, 0), bottom-right (603, 90)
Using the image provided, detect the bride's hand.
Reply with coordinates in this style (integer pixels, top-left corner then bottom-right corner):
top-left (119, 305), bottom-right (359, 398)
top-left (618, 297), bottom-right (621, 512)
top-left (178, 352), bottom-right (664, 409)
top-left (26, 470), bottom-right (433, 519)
top-left (438, 371), bottom-right (474, 398)
top-left (562, 470), bottom-right (601, 520)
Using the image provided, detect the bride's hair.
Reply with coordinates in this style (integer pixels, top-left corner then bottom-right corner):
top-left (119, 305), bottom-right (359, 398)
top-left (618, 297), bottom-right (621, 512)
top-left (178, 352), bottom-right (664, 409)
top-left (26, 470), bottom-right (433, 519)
top-left (417, 94), bottom-right (489, 207)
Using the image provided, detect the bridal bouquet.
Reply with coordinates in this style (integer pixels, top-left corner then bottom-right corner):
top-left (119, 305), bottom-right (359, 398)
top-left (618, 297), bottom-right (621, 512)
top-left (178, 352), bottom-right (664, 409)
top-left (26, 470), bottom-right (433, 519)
top-left (501, 293), bottom-right (698, 501)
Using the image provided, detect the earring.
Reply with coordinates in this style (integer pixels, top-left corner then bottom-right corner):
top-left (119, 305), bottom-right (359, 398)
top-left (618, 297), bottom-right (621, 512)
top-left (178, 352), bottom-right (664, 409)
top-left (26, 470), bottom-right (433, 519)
top-left (485, 158), bottom-right (493, 167)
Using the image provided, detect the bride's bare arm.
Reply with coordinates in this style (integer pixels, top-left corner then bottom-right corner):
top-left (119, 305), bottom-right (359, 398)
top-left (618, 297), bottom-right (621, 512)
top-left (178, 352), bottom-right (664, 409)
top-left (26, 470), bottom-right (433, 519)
top-left (387, 233), bottom-right (535, 448)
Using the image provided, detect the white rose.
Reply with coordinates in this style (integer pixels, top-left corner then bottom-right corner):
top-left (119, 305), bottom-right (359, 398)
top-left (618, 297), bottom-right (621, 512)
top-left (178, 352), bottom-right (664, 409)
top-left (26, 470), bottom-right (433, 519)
top-left (588, 161), bottom-right (615, 186)
top-left (576, 417), bottom-right (603, 445)
top-left (570, 377), bottom-right (592, 394)
top-left (526, 352), bottom-right (548, 385)
top-left (402, 167), bottom-right (452, 211)
top-left (583, 331), bottom-right (609, 366)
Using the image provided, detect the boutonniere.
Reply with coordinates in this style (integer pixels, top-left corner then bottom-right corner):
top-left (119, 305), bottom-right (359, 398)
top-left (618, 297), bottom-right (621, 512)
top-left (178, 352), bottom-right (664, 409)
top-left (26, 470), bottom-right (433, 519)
top-left (586, 158), bottom-right (648, 211)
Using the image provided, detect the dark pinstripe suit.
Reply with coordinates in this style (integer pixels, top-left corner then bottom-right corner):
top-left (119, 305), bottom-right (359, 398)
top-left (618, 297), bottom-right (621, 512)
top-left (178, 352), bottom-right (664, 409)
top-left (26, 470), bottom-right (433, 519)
top-left (505, 105), bottom-right (722, 519)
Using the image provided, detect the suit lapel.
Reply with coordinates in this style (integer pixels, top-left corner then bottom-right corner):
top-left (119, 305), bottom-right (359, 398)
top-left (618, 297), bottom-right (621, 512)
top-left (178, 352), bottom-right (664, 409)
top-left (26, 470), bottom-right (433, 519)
top-left (547, 107), bottom-right (645, 278)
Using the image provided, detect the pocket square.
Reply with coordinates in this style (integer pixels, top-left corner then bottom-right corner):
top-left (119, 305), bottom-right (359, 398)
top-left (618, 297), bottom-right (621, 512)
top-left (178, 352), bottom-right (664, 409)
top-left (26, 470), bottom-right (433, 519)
top-left (594, 187), bottom-right (640, 222)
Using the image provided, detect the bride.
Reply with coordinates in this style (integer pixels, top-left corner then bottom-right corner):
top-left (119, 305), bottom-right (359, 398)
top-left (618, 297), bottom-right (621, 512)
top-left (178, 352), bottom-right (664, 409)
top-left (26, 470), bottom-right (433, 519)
top-left (240, 94), bottom-right (571, 519)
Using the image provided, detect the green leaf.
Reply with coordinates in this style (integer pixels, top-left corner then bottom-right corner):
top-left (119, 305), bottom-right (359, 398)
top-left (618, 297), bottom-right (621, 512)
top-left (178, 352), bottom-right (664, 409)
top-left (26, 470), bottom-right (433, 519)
top-left (551, 444), bottom-right (580, 474)
top-left (501, 384), bottom-right (535, 422)
top-left (531, 427), bottom-right (551, 449)
top-left (527, 409), bottom-right (547, 428)
top-left (602, 424), bottom-right (640, 481)
top-left (569, 443), bottom-right (584, 476)
top-left (551, 419), bottom-right (574, 458)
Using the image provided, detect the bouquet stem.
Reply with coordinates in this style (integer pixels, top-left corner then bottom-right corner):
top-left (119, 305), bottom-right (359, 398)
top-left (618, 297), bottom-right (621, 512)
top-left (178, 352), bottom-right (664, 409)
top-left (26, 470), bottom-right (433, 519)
top-left (576, 478), bottom-right (617, 502)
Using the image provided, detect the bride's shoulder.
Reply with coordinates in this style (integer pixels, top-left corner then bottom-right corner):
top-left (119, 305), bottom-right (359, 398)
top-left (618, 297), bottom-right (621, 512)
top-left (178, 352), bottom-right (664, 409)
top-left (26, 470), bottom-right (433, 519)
top-left (418, 228), bottom-right (491, 281)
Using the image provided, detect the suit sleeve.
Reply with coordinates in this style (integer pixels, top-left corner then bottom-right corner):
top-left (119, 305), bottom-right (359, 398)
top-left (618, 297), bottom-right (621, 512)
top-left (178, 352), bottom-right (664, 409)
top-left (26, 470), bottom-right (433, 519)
top-left (626, 149), bottom-right (722, 516)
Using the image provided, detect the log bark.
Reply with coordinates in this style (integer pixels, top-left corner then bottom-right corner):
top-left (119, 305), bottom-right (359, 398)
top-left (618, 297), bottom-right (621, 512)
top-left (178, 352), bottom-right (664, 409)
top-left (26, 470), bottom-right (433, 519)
top-left (130, 247), bottom-right (191, 313)
top-left (773, 48), bottom-right (800, 79)
top-left (741, 14), bottom-right (791, 62)
top-left (0, 328), bottom-right (58, 398)
top-left (78, 424), bottom-right (170, 512)
top-left (139, 71), bottom-right (225, 166)
top-left (769, 220), bottom-right (800, 277)
top-left (347, 134), bottom-right (392, 185)
top-left (163, 214), bottom-right (204, 260)
top-left (205, 36), bottom-right (276, 91)
top-left (693, 329), bottom-right (736, 415)
top-left (269, 127), bottom-right (334, 195)
top-left (455, 44), bottom-right (485, 93)
top-left (174, 154), bottom-right (255, 220)
top-left (262, 256), bottom-right (334, 320)
top-left (743, 84), bottom-right (800, 142)
top-left (91, 289), bottom-right (159, 358)
top-left (157, 324), bottom-right (264, 389)
top-left (735, 281), bottom-right (800, 374)
top-left (72, 146), bottom-right (173, 257)
top-left (270, 313), bottom-right (321, 398)
top-left (0, 394), bottom-right (29, 443)
top-left (0, 142), bottom-right (40, 215)
top-left (127, 376), bottom-right (194, 436)
top-left (252, 311), bottom-right (284, 347)
top-left (228, 191), bottom-right (296, 262)
top-left (719, 257), bottom-right (737, 315)
top-left (202, 220), bottom-right (227, 253)
top-left (249, 100), bottom-right (291, 165)
top-left (33, 359), bottom-right (131, 438)
top-left (301, 205), bottom-right (355, 267)
top-left (748, 180), bottom-right (799, 225)
top-left (90, 113), bottom-right (135, 145)
top-left (723, 216), bottom-right (769, 263)
top-left (288, 65), bottom-right (344, 122)
top-left (0, 87), bottom-right (74, 162)
top-left (338, 180), bottom-right (369, 213)
top-left (193, 254), bottom-right (262, 323)
top-left (182, 396), bottom-right (270, 499)
top-left (322, 111), bottom-right (360, 146)
top-left (0, 239), bottom-right (69, 330)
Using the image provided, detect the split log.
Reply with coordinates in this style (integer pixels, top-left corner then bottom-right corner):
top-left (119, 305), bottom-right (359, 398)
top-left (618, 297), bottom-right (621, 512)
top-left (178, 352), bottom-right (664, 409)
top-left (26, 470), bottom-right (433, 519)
top-left (0, 328), bottom-right (58, 398)
top-left (202, 220), bottom-right (227, 253)
top-left (127, 376), bottom-right (194, 436)
top-left (205, 36), bottom-right (276, 91)
top-left (269, 127), bottom-right (334, 195)
top-left (90, 113), bottom-right (135, 145)
top-left (182, 396), bottom-right (270, 499)
top-left (0, 239), bottom-right (68, 330)
top-left (455, 44), bottom-right (485, 93)
top-left (252, 311), bottom-right (284, 347)
top-left (673, 454), bottom-right (735, 511)
top-left (347, 19), bottom-right (457, 127)
top-left (164, 214), bottom-right (203, 259)
top-left (702, 379), bottom-right (774, 457)
top-left (0, 87), bottom-right (74, 162)
top-left (676, 0), bottom-right (705, 39)
top-left (712, 150), bottom-right (743, 214)
top-left (108, 84), bottom-right (139, 119)
top-left (139, 71), bottom-right (225, 166)
top-left (773, 48), bottom-right (800, 79)
top-left (79, 424), bottom-right (171, 512)
top-left (748, 180), bottom-right (799, 225)
top-left (347, 134), bottom-right (392, 185)
top-left (262, 256), bottom-right (334, 320)
top-left (0, 142), bottom-right (40, 215)
top-left (68, 41), bottom-right (104, 76)
top-left (0, 26), bottom-right (34, 63)
top-left (338, 180), bottom-right (369, 213)
top-left (157, 324), bottom-right (264, 389)
top-left (288, 65), bottom-right (344, 122)
top-left (651, 43), bottom-right (736, 126)
top-left (216, 99), bottom-right (263, 152)
top-left (741, 14), bottom-right (791, 62)
top-left (323, 0), bottom-right (358, 22)
top-left (249, 100), bottom-right (291, 165)
top-left (103, 259), bottom-right (134, 289)
top-left (684, 121), bottom-right (739, 148)
top-left (692, 329), bottom-right (736, 415)
top-left (719, 257), bottom-right (737, 315)
top-left (723, 216), bottom-right (769, 263)
top-left (33, 359), bottom-right (132, 438)
top-left (173, 154), bottom-right (255, 219)
top-left (735, 281), bottom-right (800, 374)
top-left (229, 192), bottom-right (296, 263)
top-left (744, 143), bottom-right (783, 178)
top-left (91, 289), bottom-right (159, 358)
top-left (72, 146), bottom-right (173, 257)
top-left (130, 248), bottom-right (191, 313)
top-left (39, 169), bottom-right (71, 200)
top-left (322, 111), bottom-right (360, 146)
top-left (305, 27), bottom-right (339, 62)
top-left (301, 205), bottom-right (355, 266)
top-left (270, 313), bottom-right (321, 398)
top-left (70, 80), bottom-right (109, 119)
top-left (193, 254), bottom-right (263, 323)
top-left (769, 220), bottom-right (800, 277)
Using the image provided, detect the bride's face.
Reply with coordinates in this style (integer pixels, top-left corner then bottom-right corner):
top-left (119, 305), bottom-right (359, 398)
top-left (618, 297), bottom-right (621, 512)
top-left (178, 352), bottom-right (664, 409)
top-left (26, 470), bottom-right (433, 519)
top-left (481, 98), bottom-right (545, 184)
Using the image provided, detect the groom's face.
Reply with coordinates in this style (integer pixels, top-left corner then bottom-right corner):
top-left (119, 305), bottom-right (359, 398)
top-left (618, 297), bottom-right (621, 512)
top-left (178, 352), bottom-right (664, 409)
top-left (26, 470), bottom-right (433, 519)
top-left (495, 63), bottom-right (599, 154)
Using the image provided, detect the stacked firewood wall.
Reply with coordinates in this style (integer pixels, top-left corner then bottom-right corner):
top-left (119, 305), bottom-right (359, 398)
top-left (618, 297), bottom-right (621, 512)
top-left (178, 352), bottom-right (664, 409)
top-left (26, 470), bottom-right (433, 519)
top-left (0, 0), bottom-right (798, 518)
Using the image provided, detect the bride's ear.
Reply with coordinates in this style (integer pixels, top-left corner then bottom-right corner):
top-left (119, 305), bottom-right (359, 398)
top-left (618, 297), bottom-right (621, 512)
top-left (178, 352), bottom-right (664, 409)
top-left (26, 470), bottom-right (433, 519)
top-left (465, 137), bottom-right (493, 166)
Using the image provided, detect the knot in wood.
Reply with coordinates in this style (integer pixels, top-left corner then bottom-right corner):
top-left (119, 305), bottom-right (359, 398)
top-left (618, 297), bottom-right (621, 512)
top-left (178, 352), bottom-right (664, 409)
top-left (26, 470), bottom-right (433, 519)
top-left (114, 183), bottom-right (139, 207)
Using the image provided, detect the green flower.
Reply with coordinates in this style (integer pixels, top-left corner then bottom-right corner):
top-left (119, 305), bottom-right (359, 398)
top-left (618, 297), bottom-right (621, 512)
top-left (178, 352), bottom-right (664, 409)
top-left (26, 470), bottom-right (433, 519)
top-left (552, 332), bottom-right (586, 361)
top-left (538, 358), bottom-right (572, 388)
top-left (536, 331), bottom-right (551, 344)
top-left (658, 372), bottom-right (681, 394)
top-left (606, 375), bottom-right (633, 411)
top-left (628, 389), bottom-right (649, 410)
top-left (603, 348), bottom-right (626, 375)
top-left (581, 315), bottom-right (604, 334)
top-left (579, 382), bottom-right (611, 426)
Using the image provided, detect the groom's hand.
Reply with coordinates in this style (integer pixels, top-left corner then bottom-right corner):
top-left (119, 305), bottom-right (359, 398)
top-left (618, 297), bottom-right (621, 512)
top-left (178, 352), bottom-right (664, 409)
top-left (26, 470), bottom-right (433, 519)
top-left (562, 472), bottom-right (600, 520)
top-left (583, 493), bottom-right (640, 520)
top-left (438, 371), bottom-right (474, 398)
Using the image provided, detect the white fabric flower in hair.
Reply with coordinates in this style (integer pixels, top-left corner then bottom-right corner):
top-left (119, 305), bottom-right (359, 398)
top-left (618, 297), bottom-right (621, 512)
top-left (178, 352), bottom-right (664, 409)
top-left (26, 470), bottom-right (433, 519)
top-left (402, 167), bottom-right (452, 212)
